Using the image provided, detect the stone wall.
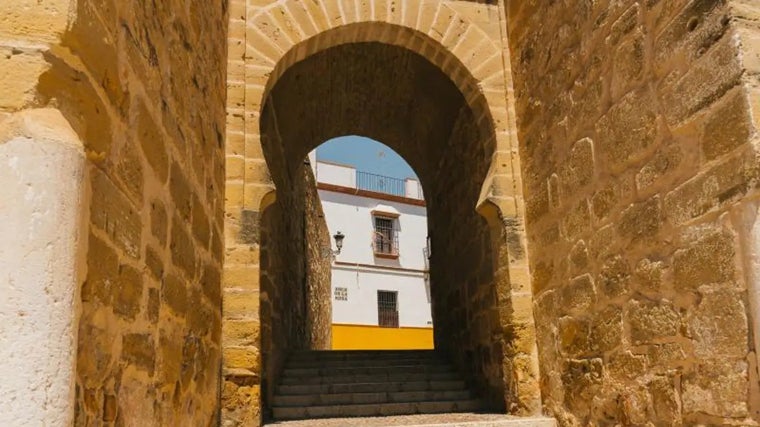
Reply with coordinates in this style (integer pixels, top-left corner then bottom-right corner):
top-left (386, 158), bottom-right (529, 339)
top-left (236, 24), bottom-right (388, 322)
top-left (304, 166), bottom-right (333, 350)
top-left (26, 1), bottom-right (229, 424)
top-left (258, 163), bottom-right (332, 421)
top-left (429, 105), bottom-right (507, 411)
top-left (223, 152), bottom-right (332, 424)
top-left (507, 0), bottom-right (760, 424)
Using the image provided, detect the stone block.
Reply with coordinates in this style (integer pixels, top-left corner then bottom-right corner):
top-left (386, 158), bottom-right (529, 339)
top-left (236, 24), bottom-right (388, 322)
top-left (591, 184), bottom-right (618, 221)
top-left (598, 255), bottom-right (631, 298)
top-left (682, 359), bottom-right (748, 418)
top-left (607, 3), bottom-right (639, 47)
top-left (560, 274), bottom-right (596, 315)
top-left (83, 232), bottom-right (118, 304)
top-left (240, 210), bottom-right (261, 244)
top-left (225, 245), bottom-right (260, 265)
top-left (145, 246), bottom-right (164, 281)
top-left (588, 224), bottom-right (616, 261)
top-left (147, 288), bottom-right (159, 324)
top-left (663, 151), bottom-right (758, 224)
top-left (525, 180), bottom-right (549, 225)
top-left (568, 240), bottom-right (589, 272)
top-left (90, 170), bottom-right (141, 259)
top-left (224, 347), bottom-right (260, 371)
top-left (610, 29), bottom-right (644, 100)
top-left (159, 333), bottom-right (182, 384)
top-left (633, 257), bottom-right (666, 293)
top-left (561, 358), bottom-right (603, 414)
top-left (701, 88), bottom-right (753, 161)
top-left (595, 88), bottom-right (658, 173)
top-left (192, 195), bottom-right (211, 249)
top-left (150, 199), bottom-right (168, 247)
top-left (170, 216), bottom-right (197, 280)
top-left (648, 342), bottom-right (687, 369)
top-left (673, 228), bottom-right (735, 291)
top-left (162, 274), bottom-right (187, 316)
top-left (636, 144), bottom-right (682, 191)
top-left (653, 0), bottom-right (730, 74)
top-left (562, 199), bottom-right (591, 240)
top-left (0, 0), bottom-right (71, 43)
top-left (589, 306), bottom-right (623, 354)
top-left (649, 375), bottom-right (682, 423)
top-left (136, 101), bottom-right (169, 183)
top-left (559, 137), bottom-right (595, 196)
top-left (617, 196), bottom-right (661, 241)
top-left (688, 287), bottom-right (748, 358)
top-left (620, 386), bottom-right (650, 425)
top-left (122, 333), bottom-right (155, 375)
top-left (659, 32), bottom-right (742, 126)
top-left (223, 321), bottom-right (260, 347)
top-left (224, 291), bottom-right (259, 319)
top-left (608, 351), bottom-right (648, 381)
top-left (559, 316), bottom-right (590, 357)
top-left (224, 265), bottom-right (259, 290)
top-left (170, 162), bottom-right (193, 222)
top-left (113, 263), bottom-right (143, 320)
top-left (113, 142), bottom-right (144, 203)
top-left (627, 299), bottom-right (681, 344)
top-left (201, 263), bottom-right (222, 307)
top-left (531, 261), bottom-right (555, 294)
top-left (0, 49), bottom-right (50, 110)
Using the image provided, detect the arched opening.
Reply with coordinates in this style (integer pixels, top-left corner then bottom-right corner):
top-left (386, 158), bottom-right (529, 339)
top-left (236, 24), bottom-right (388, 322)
top-left (311, 136), bottom-right (433, 351)
top-left (257, 37), bottom-right (507, 420)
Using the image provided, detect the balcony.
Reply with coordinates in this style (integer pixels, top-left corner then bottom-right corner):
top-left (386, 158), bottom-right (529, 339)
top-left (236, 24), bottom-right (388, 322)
top-left (314, 160), bottom-right (424, 201)
top-left (356, 171), bottom-right (423, 200)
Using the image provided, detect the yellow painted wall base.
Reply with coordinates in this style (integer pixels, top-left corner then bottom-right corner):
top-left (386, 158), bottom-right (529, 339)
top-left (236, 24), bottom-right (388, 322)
top-left (331, 324), bottom-right (434, 350)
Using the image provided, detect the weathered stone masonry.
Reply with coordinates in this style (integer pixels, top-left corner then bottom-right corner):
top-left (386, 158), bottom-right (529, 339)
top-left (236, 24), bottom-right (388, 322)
top-left (1, 0), bottom-right (229, 425)
top-left (3, 0), bottom-right (760, 426)
top-left (508, 0), bottom-right (760, 425)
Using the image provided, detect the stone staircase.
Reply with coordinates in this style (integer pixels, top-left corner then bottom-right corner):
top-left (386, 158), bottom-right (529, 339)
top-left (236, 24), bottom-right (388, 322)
top-left (271, 350), bottom-right (483, 421)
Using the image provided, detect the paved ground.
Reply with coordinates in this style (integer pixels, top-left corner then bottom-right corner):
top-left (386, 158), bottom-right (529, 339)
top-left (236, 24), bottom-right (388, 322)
top-left (264, 413), bottom-right (555, 427)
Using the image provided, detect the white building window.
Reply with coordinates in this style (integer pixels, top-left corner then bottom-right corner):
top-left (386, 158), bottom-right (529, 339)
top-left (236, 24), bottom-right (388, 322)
top-left (373, 216), bottom-right (399, 257)
top-left (377, 290), bottom-right (399, 328)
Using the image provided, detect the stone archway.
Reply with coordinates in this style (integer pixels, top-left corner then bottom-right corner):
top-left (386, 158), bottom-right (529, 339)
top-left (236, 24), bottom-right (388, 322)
top-left (221, 3), bottom-right (540, 424)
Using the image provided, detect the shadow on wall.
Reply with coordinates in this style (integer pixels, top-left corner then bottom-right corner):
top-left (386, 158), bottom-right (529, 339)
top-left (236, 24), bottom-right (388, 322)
top-left (34, 0), bottom-right (229, 425)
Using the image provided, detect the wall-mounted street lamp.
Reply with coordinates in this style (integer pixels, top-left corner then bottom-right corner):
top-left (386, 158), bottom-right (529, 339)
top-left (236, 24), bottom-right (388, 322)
top-left (333, 231), bottom-right (345, 255)
top-left (323, 231), bottom-right (345, 260)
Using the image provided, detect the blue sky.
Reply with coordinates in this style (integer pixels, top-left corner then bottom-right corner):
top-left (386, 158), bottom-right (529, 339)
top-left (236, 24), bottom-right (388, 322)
top-left (316, 135), bottom-right (418, 180)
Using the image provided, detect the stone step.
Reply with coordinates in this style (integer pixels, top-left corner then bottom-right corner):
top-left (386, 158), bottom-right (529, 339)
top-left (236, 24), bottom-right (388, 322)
top-left (277, 380), bottom-right (467, 396)
top-left (385, 417), bottom-right (558, 427)
top-left (262, 414), bottom-right (557, 427)
top-left (286, 357), bottom-right (449, 369)
top-left (282, 363), bottom-right (454, 377)
top-left (273, 389), bottom-right (472, 407)
top-left (287, 350), bottom-right (438, 362)
top-left (272, 399), bottom-right (483, 420)
top-left (279, 371), bottom-right (459, 385)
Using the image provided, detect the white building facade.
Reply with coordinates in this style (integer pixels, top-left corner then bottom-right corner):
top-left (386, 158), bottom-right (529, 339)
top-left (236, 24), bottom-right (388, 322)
top-left (310, 155), bottom-right (433, 349)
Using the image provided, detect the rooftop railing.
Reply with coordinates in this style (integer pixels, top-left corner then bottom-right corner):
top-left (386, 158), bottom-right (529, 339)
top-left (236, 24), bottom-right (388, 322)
top-left (356, 171), bottom-right (423, 199)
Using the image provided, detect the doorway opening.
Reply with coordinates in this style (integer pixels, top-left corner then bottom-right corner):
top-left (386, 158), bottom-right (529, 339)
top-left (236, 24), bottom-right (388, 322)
top-left (310, 136), bottom-right (433, 350)
top-left (256, 39), bottom-right (511, 418)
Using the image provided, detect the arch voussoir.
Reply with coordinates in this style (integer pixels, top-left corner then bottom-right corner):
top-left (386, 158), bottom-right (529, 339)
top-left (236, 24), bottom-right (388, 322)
top-left (223, 2), bottom-right (534, 423)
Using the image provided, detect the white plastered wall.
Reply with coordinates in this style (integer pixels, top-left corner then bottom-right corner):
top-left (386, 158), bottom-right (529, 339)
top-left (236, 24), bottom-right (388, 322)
top-left (317, 188), bottom-right (431, 328)
top-left (0, 109), bottom-right (86, 426)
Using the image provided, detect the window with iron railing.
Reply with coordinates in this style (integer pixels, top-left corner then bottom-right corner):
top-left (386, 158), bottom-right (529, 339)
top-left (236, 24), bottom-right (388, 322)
top-left (377, 290), bottom-right (399, 328)
top-left (373, 216), bottom-right (399, 257)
